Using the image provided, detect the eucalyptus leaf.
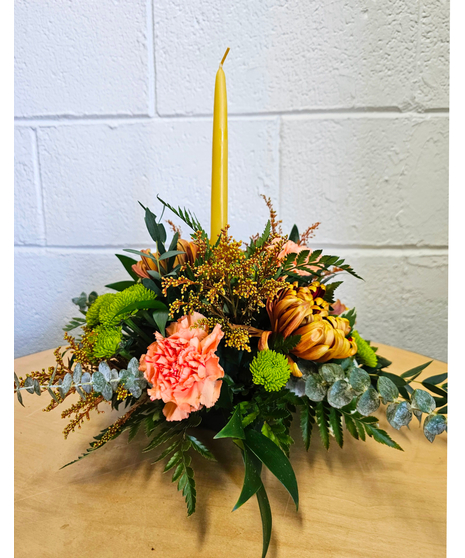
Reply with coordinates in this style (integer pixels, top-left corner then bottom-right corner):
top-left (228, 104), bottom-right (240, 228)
top-left (92, 371), bottom-right (106, 393)
top-left (377, 376), bottom-right (399, 403)
top-left (81, 372), bottom-right (92, 393)
top-left (73, 363), bottom-right (82, 384)
top-left (305, 374), bottom-right (327, 402)
top-left (356, 387), bottom-right (380, 416)
top-left (319, 363), bottom-right (345, 383)
top-left (411, 389), bottom-right (436, 414)
top-left (61, 373), bottom-right (73, 397)
top-left (128, 357), bottom-right (140, 376)
top-left (413, 409), bottom-right (423, 425)
top-left (33, 379), bottom-right (41, 396)
top-left (24, 377), bottom-right (35, 394)
top-left (349, 368), bottom-right (371, 394)
top-left (98, 362), bottom-right (111, 382)
top-left (386, 401), bottom-right (412, 430)
top-left (327, 380), bottom-right (355, 409)
top-left (101, 383), bottom-right (113, 401)
top-left (423, 413), bottom-right (447, 443)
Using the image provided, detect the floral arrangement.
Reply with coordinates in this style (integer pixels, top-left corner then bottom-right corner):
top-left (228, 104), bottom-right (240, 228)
top-left (14, 196), bottom-right (448, 558)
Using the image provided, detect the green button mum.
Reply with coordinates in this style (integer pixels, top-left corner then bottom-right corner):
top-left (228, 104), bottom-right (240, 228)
top-left (352, 330), bottom-right (378, 368)
top-left (250, 350), bottom-right (291, 392)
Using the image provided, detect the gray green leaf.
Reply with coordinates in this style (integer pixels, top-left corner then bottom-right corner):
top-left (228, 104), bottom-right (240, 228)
top-left (305, 374), bottom-right (327, 402)
top-left (349, 367), bottom-right (371, 394)
top-left (377, 376), bottom-right (399, 403)
top-left (356, 387), bottom-right (380, 416)
top-left (318, 363), bottom-right (345, 383)
top-left (386, 401), bottom-right (412, 430)
top-left (423, 414), bottom-right (447, 443)
top-left (411, 389), bottom-right (436, 414)
top-left (327, 380), bottom-right (355, 409)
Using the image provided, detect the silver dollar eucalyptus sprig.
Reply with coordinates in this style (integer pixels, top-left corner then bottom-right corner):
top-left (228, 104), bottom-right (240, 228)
top-left (14, 358), bottom-right (147, 404)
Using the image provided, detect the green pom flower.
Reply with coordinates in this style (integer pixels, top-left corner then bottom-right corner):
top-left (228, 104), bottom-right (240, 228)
top-left (352, 330), bottom-right (378, 368)
top-left (250, 350), bottom-right (291, 392)
top-left (86, 293), bottom-right (116, 327)
top-left (93, 326), bottom-right (122, 359)
top-left (99, 284), bottom-right (156, 327)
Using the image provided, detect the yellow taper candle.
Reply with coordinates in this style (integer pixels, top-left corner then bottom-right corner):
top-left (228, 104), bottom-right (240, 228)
top-left (210, 48), bottom-right (230, 240)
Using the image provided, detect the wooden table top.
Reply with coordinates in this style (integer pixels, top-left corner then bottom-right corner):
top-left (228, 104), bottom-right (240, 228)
top-left (14, 343), bottom-right (447, 558)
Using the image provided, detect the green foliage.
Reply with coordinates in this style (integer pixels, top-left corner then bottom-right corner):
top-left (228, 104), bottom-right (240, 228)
top-left (233, 447), bottom-right (263, 511)
top-left (256, 483), bottom-right (272, 558)
top-left (244, 429), bottom-right (299, 510)
top-left (214, 406), bottom-right (246, 440)
top-left (299, 398), bottom-right (315, 450)
top-left (340, 409), bottom-right (403, 451)
top-left (288, 224), bottom-right (299, 243)
top-left (270, 333), bottom-right (301, 355)
top-left (328, 407), bottom-right (344, 448)
top-left (315, 401), bottom-right (330, 450)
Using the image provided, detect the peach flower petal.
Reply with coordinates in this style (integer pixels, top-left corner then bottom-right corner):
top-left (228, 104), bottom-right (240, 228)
top-left (140, 313), bottom-right (224, 421)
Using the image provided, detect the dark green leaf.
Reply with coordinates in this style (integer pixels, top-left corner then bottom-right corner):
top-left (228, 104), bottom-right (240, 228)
top-left (245, 429), bottom-right (299, 510)
top-left (289, 224), bottom-right (299, 243)
top-left (256, 483), bottom-right (272, 558)
top-left (105, 280), bottom-right (136, 292)
top-left (115, 299), bottom-right (167, 317)
top-left (344, 414), bottom-right (359, 440)
top-left (364, 423), bottom-right (403, 451)
top-left (214, 406), bottom-right (245, 440)
top-left (233, 447), bottom-right (263, 511)
top-left (158, 250), bottom-right (185, 261)
top-left (423, 372), bottom-right (448, 385)
top-left (421, 382), bottom-right (448, 397)
top-left (187, 435), bottom-right (216, 461)
top-left (115, 254), bottom-right (140, 281)
top-left (438, 406), bottom-right (448, 414)
top-left (163, 451), bottom-right (182, 473)
top-left (329, 407), bottom-right (343, 448)
top-left (153, 309), bottom-right (169, 336)
top-left (315, 402), bottom-right (330, 450)
top-left (300, 401), bottom-right (314, 451)
top-left (400, 361), bottom-right (433, 379)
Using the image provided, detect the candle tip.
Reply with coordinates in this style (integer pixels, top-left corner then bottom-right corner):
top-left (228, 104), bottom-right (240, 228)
top-left (220, 48), bottom-right (230, 67)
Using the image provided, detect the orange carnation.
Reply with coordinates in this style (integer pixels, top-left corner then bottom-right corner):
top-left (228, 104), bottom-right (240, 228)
top-left (139, 312), bottom-right (224, 421)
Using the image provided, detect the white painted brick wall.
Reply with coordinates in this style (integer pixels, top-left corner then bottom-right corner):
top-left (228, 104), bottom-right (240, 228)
top-left (14, 0), bottom-right (449, 361)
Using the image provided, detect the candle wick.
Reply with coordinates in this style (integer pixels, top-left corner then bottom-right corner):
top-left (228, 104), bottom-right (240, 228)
top-left (220, 47), bottom-right (230, 67)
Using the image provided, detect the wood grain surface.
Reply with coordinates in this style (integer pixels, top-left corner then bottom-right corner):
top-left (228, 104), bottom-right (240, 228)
top-left (14, 343), bottom-right (447, 558)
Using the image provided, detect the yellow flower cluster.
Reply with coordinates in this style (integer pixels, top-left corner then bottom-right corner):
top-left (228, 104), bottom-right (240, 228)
top-left (162, 228), bottom-right (285, 350)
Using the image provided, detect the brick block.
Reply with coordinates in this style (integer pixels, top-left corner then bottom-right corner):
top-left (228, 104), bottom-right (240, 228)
top-left (15, 127), bottom-right (45, 245)
top-left (15, 0), bottom-right (150, 117)
top-left (154, 0), bottom-right (418, 115)
top-left (14, 248), bottom-right (128, 357)
top-left (280, 116), bottom-right (448, 246)
top-left (332, 249), bottom-right (447, 362)
top-left (37, 119), bottom-right (279, 246)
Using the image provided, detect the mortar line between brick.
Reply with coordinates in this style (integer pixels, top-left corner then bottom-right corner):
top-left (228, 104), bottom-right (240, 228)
top-left (31, 128), bottom-right (47, 246)
top-left (413, 0), bottom-right (424, 107)
top-left (147, 0), bottom-right (156, 117)
top-left (277, 115), bottom-right (283, 218)
top-left (14, 108), bottom-right (449, 127)
top-left (13, 245), bottom-right (448, 255)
